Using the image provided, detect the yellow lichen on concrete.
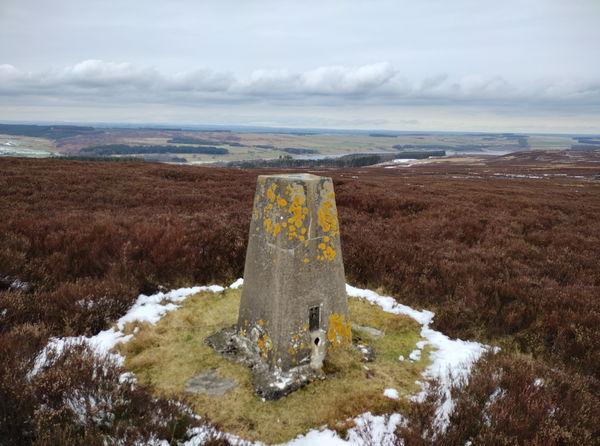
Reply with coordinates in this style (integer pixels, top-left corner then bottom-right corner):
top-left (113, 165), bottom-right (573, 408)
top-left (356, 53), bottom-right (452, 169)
top-left (260, 181), bottom-right (310, 251)
top-left (327, 313), bottom-right (352, 348)
top-left (273, 223), bottom-right (281, 237)
top-left (257, 332), bottom-right (273, 359)
top-left (322, 245), bottom-right (336, 261)
top-left (287, 185), bottom-right (307, 232)
top-left (315, 180), bottom-right (340, 261)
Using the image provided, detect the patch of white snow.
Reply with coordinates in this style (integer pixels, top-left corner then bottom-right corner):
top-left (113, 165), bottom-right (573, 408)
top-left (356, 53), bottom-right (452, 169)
top-left (229, 278), bottom-right (244, 289)
top-left (383, 388), bottom-right (399, 400)
top-left (409, 349), bottom-right (421, 361)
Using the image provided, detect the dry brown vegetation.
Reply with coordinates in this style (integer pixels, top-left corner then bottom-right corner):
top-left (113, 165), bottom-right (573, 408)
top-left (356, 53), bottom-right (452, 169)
top-left (1, 154), bottom-right (599, 444)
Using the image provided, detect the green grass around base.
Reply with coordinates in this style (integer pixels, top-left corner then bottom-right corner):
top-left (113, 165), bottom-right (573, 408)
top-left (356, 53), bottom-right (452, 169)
top-left (117, 288), bottom-right (431, 443)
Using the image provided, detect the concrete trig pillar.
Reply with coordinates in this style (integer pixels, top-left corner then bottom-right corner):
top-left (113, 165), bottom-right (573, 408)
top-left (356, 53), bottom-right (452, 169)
top-left (237, 174), bottom-right (350, 371)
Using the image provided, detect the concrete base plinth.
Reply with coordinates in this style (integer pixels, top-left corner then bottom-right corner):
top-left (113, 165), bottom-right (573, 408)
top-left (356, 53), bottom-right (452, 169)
top-left (205, 326), bottom-right (324, 400)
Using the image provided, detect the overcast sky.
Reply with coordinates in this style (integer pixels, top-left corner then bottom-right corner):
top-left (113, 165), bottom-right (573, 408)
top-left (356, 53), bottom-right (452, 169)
top-left (1, 0), bottom-right (599, 133)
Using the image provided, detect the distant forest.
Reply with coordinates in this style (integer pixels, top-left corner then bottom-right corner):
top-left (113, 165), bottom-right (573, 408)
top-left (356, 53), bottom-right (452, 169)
top-left (167, 136), bottom-right (222, 145)
top-left (252, 145), bottom-right (318, 155)
top-left (0, 123), bottom-right (101, 139)
top-left (392, 150), bottom-right (446, 157)
top-left (572, 137), bottom-right (600, 150)
top-left (571, 145), bottom-right (600, 150)
top-left (574, 137), bottom-right (600, 144)
top-left (229, 154), bottom-right (383, 168)
top-left (80, 145), bottom-right (229, 155)
top-left (166, 137), bottom-right (317, 154)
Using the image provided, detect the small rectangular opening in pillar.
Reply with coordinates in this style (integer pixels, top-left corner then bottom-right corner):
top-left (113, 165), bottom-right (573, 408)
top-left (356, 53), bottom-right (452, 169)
top-left (309, 306), bottom-right (320, 331)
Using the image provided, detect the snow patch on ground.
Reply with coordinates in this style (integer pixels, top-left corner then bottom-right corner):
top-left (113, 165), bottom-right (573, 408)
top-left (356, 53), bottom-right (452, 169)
top-left (383, 388), bottom-right (400, 400)
top-left (409, 349), bottom-right (421, 361)
top-left (32, 280), bottom-right (492, 445)
top-left (346, 283), bottom-right (490, 431)
top-left (229, 278), bottom-right (244, 289)
top-left (29, 285), bottom-right (223, 377)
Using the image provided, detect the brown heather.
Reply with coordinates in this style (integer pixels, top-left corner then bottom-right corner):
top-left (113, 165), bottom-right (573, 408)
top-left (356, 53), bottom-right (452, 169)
top-left (1, 156), bottom-right (599, 445)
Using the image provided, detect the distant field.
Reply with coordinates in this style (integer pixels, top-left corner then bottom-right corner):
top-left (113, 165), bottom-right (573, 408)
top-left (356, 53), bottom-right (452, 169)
top-left (0, 135), bottom-right (57, 157)
top-left (527, 135), bottom-right (574, 150)
top-left (1, 123), bottom-right (589, 164)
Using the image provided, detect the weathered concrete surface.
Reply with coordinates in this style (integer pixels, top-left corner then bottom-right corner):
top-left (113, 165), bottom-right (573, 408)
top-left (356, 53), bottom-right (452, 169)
top-left (185, 369), bottom-right (237, 396)
top-left (237, 174), bottom-right (350, 371)
top-left (205, 326), bottom-right (325, 400)
top-left (352, 323), bottom-right (384, 340)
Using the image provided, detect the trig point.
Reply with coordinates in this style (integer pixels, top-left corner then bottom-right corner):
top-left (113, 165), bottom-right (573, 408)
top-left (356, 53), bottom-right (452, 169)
top-left (239, 174), bottom-right (349, 369)
top-left (206, 174), bottom-right (351, 399)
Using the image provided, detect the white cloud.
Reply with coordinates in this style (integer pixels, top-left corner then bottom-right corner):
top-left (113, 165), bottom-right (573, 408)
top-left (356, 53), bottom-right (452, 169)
top-left (0, 60), bottom-right (599, 133)
top-left (300, 63), bottom-right (396, 95)
top-left (2, 60), bottom-right (598, 109)
top-left (59, 60), bottom-right (159, 88)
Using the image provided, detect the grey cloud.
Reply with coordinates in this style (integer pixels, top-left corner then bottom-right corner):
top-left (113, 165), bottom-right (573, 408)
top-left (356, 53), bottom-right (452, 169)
top-left (1, 60), bottom-right (599, 111)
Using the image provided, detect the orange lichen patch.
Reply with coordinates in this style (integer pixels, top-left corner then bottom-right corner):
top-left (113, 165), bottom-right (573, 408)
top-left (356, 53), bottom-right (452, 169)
top-left (287, 186), bottom-right (307, 228)
top-left (287, 213), bottom-right (304, 229)
top-left (302, 258), bottom-right (310, 263)
top-left (327, 313), bottom-right (352, 348)
top-left (315, 182), bottom-right (340, 261)
top-left (316, 238), bottom-right (337, 262)
top-left (273, 223), bottom-right (281, 237)
top-left (258, 319), bottom-right (264, 326)
top-left (284, 184), bottom-right (309, 245)
top-left (263, 217), bottom-right (273, 233)
top-left (257, 333), bottom-right (273, 359)
top-left (317, 200), bottom-right (337, 233)
top-left (317, 181), bottom-right (339, 236)
top-left (260, 181), bottom-right (309, 248)
top-left (322, 245), bottom-right (337, 261)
